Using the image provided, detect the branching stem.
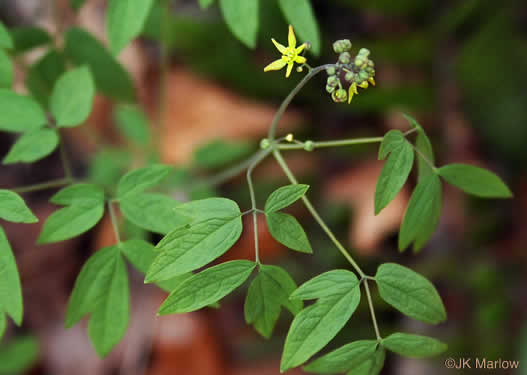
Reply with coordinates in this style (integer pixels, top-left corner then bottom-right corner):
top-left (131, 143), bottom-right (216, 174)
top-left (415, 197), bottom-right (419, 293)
top-left (246, 149), bottom-right (273, 264)
top-left (11, 178), bottom-right (73, 194)
top-left (277, 137), bottom-right (383, 150)
top-left (268, 64), bottom-right (334, 140)
top-left (108, 201), bottom-right (121, 244)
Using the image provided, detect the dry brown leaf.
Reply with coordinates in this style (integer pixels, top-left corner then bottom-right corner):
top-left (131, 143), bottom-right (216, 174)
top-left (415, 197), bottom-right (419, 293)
top-left (149, 311), bottom-right (225, 375)
top-left (324, 160), bottom-right (409, 254)
top-left (159, 69), bottom-right (303, 164)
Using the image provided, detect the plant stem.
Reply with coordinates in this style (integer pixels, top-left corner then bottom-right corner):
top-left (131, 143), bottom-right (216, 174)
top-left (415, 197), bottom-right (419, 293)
top-left (277, 136), bottom-right (383, 150)
top-left (59, 139), bottom-right (73, 179)
top-left (272, 149), bottom-right (365, 278)
top-left (158, 0), bottom-right (172, 128)
top-left (11, 178), bottom-right (72, 194)
top-left (185, 149), bottom-right (267, 192)
top-left (268, 64), bottom-right (333, 140)
top-left (108, 201), bottom-right (122, 244)
top-left (410, 143), bottom-right (438, 172)
top-left (363, 279), bottom-right (382, 341)
top-left (246, 149), bottom-right (272, 264)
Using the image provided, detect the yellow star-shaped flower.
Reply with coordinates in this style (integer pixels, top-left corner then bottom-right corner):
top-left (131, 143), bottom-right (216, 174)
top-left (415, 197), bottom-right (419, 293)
top-left (264, 25), bottom-right (307, 78)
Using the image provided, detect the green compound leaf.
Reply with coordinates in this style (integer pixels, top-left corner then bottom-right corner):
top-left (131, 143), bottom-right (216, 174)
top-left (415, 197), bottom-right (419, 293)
top-left (0, 336), bottom-right (39, 374)
top-left (266, 212), bottom-right (312, 253)
top-left (382, 332), bottom-right (447, 358)
top-left (10, 27), bottom-right (52, 55)
top-left (26, 49), bottom-right (67, 108)
top-left (146, 206), bottom-right (243, 282)
top-left (87, 253), bottom-right (129, 357)
top-left (158, 260), bottom-right (255, 315)
top-left (0, 22), bottom-right (13, 49)
top-left (50, 184), bottom-right (105, 207)
top-left (194, 139), bottom-right (253, 169)
top-left (116, 164), bottom-right (172, 199)
top-left (399, 173), bottom-right (442, 252)
top-left (114, 104), bottom-right (151, 146)
top-left (403, 113), bottom-right (435, 180)
top-left (120, 193), bottom-right (191, 234)
top-left (304, 340), bottom-right (378, 374)
top-left (375, 263), bottom-right (446, 324)
top-left (120, 239), bottom-right (192, 292)
top-left (244, 265), bottom-right (302, 339)
top-left (375, 130), bottom-right (414, 215)
top-left (0, 50), bottom-right (13, 88)
top-left (219, 0), bottom-right (259, 49)
top-left (265, 184), bottom-right (309, 213)
top-left (50, 66), bottom-right (95, 128)
top-left (65, 246), bottom-right (120, 327)
top-left (0, 89), bottom-right (47, 133)
top-left (107, 0), bottom-right (155, 55)
top-left (0, 190), bottom-right (38, 224)
top-left (346, 346), bottom-right (385, 375)
top-left (281, 270), bottom-right (361, 372)
top-left (0, 227), bottom-right (24, 325)
top-left (64, 28), bottom-right (135, 102)
top-left (65, 247), bottom-right (129, 357)
top-left (38, 187), bottom-right (105, 244)
top-left (438, 163), bottom-right (512, 198)
top-left (3, 128), bottom-right (59, 164)
top-left (176, 197), bottom-right (241, 222)
top-left (277, 0), bottom-right (321, 56)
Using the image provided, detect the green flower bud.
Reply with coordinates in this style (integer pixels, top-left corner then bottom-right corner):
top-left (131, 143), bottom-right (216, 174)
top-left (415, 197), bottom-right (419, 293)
top-left (354, 56), bottom-right (365, 67)
top-left (333, 39), bottom-right (352, 53)
top-left (344, 71), bottom-right (354, 82)
top-left (358, 48), bottom-right (370, 57)
top-left (303, 140), bottom-right (315, 151)
top-left (339, 52), bottom-right (351, 64)
top-left (326, 66), bottom-right (336, 76)
top-left (260, 138), bottom-right (271, 149)
top-left (327, 75), bottom-right (339, 87)
top-left (359, 70), bottom-right (369, 81)
top-left (332, 88), bottom-right (348, 103)
top-left (326, 84), bottom-right (335, 93)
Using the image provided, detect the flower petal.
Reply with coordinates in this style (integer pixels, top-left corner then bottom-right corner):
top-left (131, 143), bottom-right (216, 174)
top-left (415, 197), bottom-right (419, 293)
top-left (294, 55), bottom-right (306, 64)
top-left (348, 85), bottom-right (355, 104)
top-left (264, 58), bottom-right (287, 72)
top-left (369, 77), bottom-right (376, 86)
top-left (288, 25), bottom-right (296, 48)
top-left (295, 43), bottom-right (306, 54)
top-left (271, 38), bottom-right (287, 54)
top-left (285, 62), bottom-right (294, 78)
top-left (350, 82), bottom-right (358, 95)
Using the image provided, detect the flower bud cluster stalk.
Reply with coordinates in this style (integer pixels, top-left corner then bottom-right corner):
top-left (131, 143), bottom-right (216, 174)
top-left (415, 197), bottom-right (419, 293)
top-left (326, 40), bottom-right (376, 104)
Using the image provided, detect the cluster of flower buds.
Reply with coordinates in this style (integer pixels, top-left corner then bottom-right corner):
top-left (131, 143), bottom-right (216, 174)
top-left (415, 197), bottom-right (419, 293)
top-left (326, 39), bottom-right (375, 104)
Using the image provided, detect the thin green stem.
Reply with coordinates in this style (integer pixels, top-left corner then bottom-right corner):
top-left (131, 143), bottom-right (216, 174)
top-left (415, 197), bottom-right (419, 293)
top-left (246, 149), bottom-right (272, 264)
top-left (108, 201), bottom-right (121, 244)
top-left (272, 149), bottom-right (365, 278)
top-left (277, 136), bottom-right (383, 150)
top-left (184, 149), bottom-right (267, 192)
top-left (410, 143), bottom-right (438, 172)
top-left (59, 139), bottom-right (73, 179)
top-left (268, 64), bottom-right (334, 140)
top-left (11, 178), bottom-right (72, 194)
top-left (158, 0), bottom-right (172, 128)
top-left (363, 279), bottom-right (382, 341)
